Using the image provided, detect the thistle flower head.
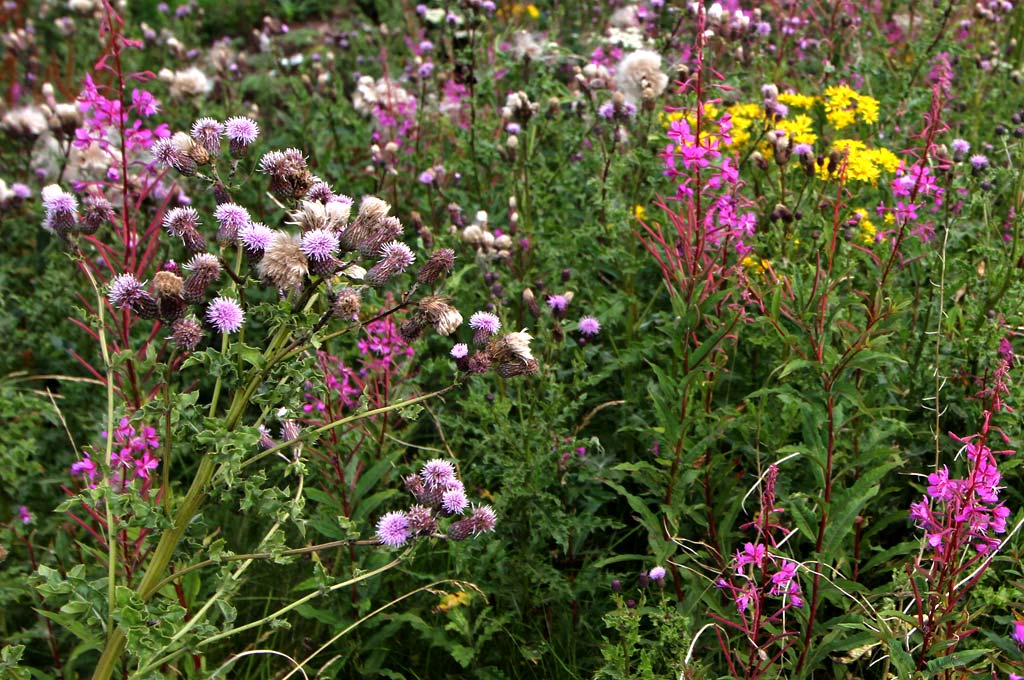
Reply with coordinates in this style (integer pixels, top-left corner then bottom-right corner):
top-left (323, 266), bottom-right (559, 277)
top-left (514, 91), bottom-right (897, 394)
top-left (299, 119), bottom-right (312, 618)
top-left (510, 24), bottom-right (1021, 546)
top-left (376, 511), bottom-right (411, 547)
top-left (469, 311), bottom-right (501, 334)
top-left (213, 203), bottom-right (250, 230)
top-left (300, 228), bottom-right (340, 261)
top-left (190, 117), bottom-right (224, 155)
top-left (257, 232), bottom-right (309, 289)
top-left (170, 316), bottom-right (203, 350)
top-left (238, 222), bottom-right (275, 253)
top-left (406, 504), bottom-right (437, 534)
top-left (331, 288), bottom-right (362, 320)
top-left (184, 253), bottom-right (221, 277)
top-left (224, 116), bottom-right (259, 145)
top-left (163, 206), bottom-right (201, 236)
top-left (578, 315), bottom-right (601, 336)
top-left (442, 487), bottom-right (470, 514)
top-left (108, 273), bottom-right (145, 308)
top-left (451, 343), bottom-right (469, 359)
top-left (470, 504), bottom-right (497, 533)
top-left (41, 184), bottom-right (78, 216)
top-left (206, 296), bottom-right (245, 333)
top-left (364, 241), bottom-right (415, 286)
top-left (416, 247), bottom-right (456, 285)
top-left (420, 459), bottom-right (457, 489)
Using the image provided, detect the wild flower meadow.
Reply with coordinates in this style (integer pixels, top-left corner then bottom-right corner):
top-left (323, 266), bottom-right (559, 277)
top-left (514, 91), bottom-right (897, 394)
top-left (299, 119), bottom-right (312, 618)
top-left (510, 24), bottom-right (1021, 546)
top-left (4, 0), bottom-right (1024, 678)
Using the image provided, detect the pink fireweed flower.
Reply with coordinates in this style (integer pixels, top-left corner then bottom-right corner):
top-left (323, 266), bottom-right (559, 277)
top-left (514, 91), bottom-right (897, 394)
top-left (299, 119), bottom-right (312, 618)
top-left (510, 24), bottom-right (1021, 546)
top-left (735, 542), bottom-right (766, 571)
top-left (135, 451), bottom-right (159, 479)
top-left (376, 511), bottom-right (411, 547)
top-left (18, 505), bottom-right (33, 524)
top-left (1012, 620), bottom-right (1024, 646)
top-left (206, 297), bottom-right (245, 333)
top-left (70, 451), bottom-right (98, 483)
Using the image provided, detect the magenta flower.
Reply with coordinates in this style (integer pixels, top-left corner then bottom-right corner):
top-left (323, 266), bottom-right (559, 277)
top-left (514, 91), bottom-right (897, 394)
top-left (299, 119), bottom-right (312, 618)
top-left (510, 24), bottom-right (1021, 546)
top-left (735, 542), bottom-right (766, 571)
top-left (135, 451), bottom-right (160, 479)
top-left (70, 452), bottom-right (98, 483)
top-left (376, 511), bottom-right (411, 547)
top-left (1013, 620), bottom-right (1024, 647)
top-left (206, 297), bottom-right (245, 333)
top-left (213, 203), bottom-right (251, 232)
top-left (18, 505), bottom-right (33, 524)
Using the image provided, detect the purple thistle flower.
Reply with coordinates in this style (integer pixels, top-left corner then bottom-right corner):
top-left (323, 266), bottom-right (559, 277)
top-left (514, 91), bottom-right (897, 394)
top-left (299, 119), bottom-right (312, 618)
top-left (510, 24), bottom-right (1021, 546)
top-left (578, 316), bottom-right (601, 337)
top-left (300, 228), bottom-right (340, 261)
top-left (649, 566), bottom-right (666, 582)
top-left (42, 187), bottom-right (78, 216)
top-left (380, 240), bottom-right (415, 269)
top-left (206, 297), bottom-right (245, 333)
top-left (420, 459), bottom-right (457, 489)
top-left (224, 116), bottom-right (259, 145)
top-left (547, 294), bottom-right (569, 312)
top-left (442, 487), bottom-right (469, 514)
top-left (108, 273), bottom-right (145, 308)
top-left (213, 203), bottom-right (251, 232)
top-left (238, 222), bottom-right (274, 253)
top-left (970, 154), bottom-right (989, 170)
top-left (163, 206), bottom-right (200, 236)
top-left (470, 504), bottom-right (497, 533)
top-left (450, 343), bottom-right (469, 359)
top-left (190, 117), bottom-right (224, 155)
top-left (951, 138), bottom-right (970, 159)
top-left (376, 510), bottom-right (411, 547)
top-left (469, 311), bottom-right (501, 334)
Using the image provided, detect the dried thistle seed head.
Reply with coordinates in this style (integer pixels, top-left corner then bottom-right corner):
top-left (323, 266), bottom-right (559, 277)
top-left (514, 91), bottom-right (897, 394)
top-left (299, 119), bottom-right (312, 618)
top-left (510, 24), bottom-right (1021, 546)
top-left (417, 296), bottom-right (463, 336)
top-left (289, 200), bottom-right (350, 233)
top-left (488, 330), bottom-right (535, 364)
top-left (496, 358), bottom-right (539, 378)
top-left (399, 316), bottom-right (427, 342)
top-left (153, 270), bottom-right (184, 298)
top-left (331, 288), bottom-right (362, 320)
top-left (416, 248), bottom-right (455, 285)
top-left (257, 232), bottom-right (309, 290)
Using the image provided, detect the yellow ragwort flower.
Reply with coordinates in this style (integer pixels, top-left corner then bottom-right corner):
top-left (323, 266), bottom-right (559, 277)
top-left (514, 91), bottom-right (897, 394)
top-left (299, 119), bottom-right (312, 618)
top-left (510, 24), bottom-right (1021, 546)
top-left (778, 92), bottom-right (817, 109)
top-left (852, 208), bottom-right (877, 245)
top-left (823, 85), bottom-right (880, 129)
top-left (776, 114), bottom-right (817, 145)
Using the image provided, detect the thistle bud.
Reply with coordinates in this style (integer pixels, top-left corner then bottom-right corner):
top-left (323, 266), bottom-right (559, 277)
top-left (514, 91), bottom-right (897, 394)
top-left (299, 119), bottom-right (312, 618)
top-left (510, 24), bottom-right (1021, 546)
top-left (416, 248), bottom-right (455, 285)
top-left (182, 253), bottom-right (222, 302)
top-left (331, 288), bottom-right (361, 320)
top-left (170, 316), bottom-right (203, 351)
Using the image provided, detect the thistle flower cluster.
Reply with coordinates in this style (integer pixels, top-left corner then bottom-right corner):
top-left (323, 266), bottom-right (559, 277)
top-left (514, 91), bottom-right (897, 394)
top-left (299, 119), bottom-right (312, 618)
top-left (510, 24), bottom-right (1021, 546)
top-left (453, 317), bottom-right (539, 378)
top-left (375, 459), bottom-right (497, 548)
top-left (70, 417), bottom-right (160, 493)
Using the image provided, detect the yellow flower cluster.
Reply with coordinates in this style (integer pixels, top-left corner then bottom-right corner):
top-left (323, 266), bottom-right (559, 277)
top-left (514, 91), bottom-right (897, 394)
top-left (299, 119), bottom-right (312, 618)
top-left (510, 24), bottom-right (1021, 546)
top-left (852, 208), bottom-right (877, 244)
top-left (775, 114), bottom-right (817, 145)
top-left (817, 139), bottom-right (899, 183)
top-left (741, 255), bottom-right (771, 274)
top-left (823, 85), bottom-right (879, 129)
top-left (723, 102), bottom-right (763, 148)
top-left (778, 92), bottom-right (816, 109)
